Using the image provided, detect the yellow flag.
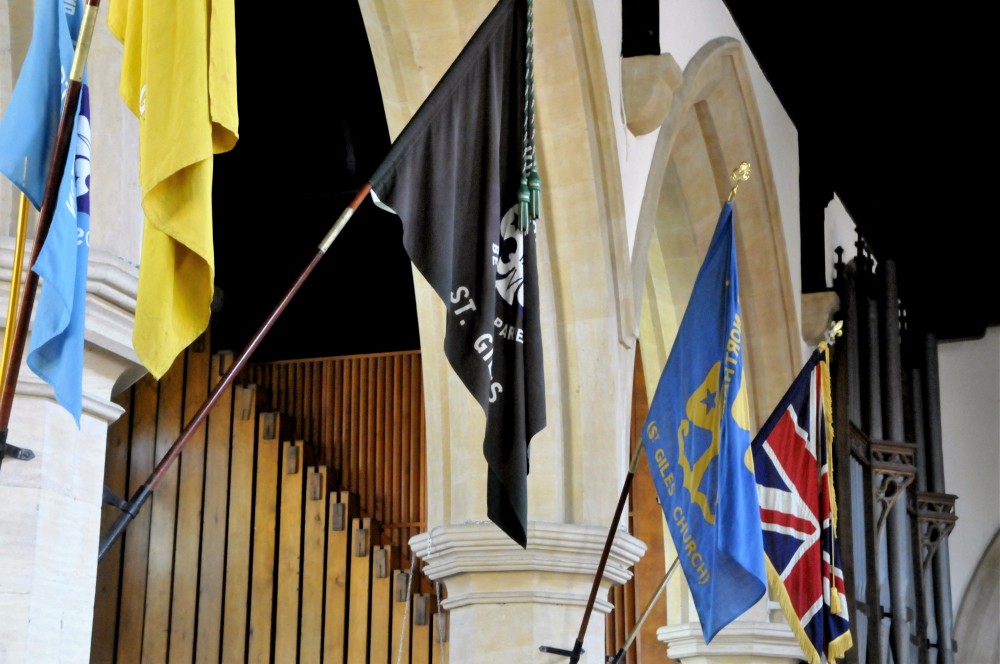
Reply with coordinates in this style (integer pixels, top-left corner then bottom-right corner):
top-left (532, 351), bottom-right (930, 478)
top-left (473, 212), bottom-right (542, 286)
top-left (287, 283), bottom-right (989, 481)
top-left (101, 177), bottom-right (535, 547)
top-left (109, 0), bottom-right (238, 379)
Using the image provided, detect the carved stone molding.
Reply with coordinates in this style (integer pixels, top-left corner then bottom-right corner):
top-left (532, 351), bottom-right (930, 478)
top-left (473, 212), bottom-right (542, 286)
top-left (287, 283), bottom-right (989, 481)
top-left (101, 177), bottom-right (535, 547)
top-left (659, 619), bottom-right (804, 663)
top-left (409, 521), bottom-right (645, 611)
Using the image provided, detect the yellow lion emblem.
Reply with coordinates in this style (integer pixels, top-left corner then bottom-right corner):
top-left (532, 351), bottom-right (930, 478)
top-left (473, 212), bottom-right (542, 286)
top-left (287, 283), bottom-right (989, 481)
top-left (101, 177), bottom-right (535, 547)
top-left (677, 362), bottom-right (750, 524)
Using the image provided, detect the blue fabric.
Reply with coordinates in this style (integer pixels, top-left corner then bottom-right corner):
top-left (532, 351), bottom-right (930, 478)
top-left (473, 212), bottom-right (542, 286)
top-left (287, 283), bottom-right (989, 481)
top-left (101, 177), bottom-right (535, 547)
top-left (0, 0), bottom-right (90, 425)
top-left (27, 84), bottom-right (91, 426)
top-left (640, 202), bottom-right (766, 642)
top-left (0, 0), bottom-right (85, 208)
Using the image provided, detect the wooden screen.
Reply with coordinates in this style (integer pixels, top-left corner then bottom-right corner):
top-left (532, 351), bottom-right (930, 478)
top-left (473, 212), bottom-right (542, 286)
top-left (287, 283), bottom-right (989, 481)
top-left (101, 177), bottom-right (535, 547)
top-left (91, 339), bottom-right (442, 663)
top-left (244, 351), bottom-right (426, 565)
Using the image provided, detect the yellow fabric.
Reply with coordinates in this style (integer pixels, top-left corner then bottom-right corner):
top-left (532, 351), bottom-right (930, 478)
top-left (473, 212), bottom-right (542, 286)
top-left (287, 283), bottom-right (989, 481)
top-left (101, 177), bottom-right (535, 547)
top-left (109, 0), bottom-right (238, 378)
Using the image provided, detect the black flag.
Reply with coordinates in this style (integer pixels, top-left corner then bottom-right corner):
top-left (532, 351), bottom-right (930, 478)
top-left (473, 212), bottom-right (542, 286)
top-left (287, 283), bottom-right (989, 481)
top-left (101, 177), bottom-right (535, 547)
top-left (369, 0), bottom-right (545, 548)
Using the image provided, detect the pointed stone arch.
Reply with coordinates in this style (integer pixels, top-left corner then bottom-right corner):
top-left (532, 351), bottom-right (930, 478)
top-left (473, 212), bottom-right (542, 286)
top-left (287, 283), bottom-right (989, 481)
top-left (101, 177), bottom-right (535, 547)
top-left (632, 37), bottom-right (801, 426)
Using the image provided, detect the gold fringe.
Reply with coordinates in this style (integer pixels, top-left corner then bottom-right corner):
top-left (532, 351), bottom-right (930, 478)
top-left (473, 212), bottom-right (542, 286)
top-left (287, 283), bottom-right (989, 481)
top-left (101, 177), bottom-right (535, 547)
top-left (828, 629), bottom-right (854, 661)
top-left (765, 556), bottom-right (822, 664)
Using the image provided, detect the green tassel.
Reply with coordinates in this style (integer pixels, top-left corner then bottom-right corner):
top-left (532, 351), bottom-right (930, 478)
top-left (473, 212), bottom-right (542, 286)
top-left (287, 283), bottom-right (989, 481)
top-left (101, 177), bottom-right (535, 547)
top-left (517, 175), bottom-right (531, 231)
top-left (527, 168), bottom-right (541, 222)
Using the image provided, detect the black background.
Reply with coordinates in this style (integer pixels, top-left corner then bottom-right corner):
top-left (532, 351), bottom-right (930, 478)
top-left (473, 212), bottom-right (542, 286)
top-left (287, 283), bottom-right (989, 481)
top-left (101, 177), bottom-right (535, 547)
top-left (211, 1), bottom-right (998, 366)
top-left (210, 1), bottom-right (418, 362)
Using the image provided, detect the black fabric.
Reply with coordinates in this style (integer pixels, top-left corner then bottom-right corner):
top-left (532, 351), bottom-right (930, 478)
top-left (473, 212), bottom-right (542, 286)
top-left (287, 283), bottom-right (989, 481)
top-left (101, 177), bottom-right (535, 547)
top-left (369, 0), bottom-right (545, 548)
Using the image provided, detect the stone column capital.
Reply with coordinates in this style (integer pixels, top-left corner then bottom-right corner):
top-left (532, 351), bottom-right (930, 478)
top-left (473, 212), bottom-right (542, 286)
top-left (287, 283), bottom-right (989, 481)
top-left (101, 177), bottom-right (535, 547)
top-left (659, 619), bottom-right (804, 663)
top-left (410, 521), bottom-right (646, 612)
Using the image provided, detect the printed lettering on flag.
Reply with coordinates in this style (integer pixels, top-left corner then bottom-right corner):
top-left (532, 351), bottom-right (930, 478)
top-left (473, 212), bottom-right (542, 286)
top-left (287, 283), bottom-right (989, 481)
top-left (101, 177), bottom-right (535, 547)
top-left (367, 0), bottom-right (545, 548)
top-left (640, 201), bottom-right (766, 642)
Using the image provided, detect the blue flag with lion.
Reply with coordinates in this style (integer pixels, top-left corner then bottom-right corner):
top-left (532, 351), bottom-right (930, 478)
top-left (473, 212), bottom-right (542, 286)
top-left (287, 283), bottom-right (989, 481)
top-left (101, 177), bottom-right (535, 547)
top-left (640, 201), bottom-right (765, 642)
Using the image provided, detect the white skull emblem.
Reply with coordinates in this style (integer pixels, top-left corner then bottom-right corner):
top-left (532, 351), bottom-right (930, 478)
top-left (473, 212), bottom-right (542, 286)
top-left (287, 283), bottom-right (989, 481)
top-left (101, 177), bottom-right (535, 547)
top-left (495, 206), bottom-right (524, 306)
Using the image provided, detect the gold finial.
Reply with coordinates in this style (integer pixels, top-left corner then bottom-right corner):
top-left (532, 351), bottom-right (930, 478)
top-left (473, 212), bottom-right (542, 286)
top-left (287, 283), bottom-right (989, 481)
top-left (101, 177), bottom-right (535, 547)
top-left (727, 161), bottom-right (751, 201)
top-left (824, 320), bottom-right (844, 346)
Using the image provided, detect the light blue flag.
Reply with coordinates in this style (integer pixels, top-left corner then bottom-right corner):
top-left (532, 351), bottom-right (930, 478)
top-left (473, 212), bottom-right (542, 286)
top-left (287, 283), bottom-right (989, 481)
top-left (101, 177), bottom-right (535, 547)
top-left (640, 201), bottom-right (766, 642)
top-left (27, 84), bottom-right (91, 426)
top-left (0, 0), bottom-right (91, 425)
top-left (0, 0), bottom-right (86, 207)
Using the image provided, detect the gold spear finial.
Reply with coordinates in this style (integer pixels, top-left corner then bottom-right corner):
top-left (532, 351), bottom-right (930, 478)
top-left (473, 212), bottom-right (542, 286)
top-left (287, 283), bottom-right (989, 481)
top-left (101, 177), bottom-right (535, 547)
top-left (727, 161), bottom-right (751, 201)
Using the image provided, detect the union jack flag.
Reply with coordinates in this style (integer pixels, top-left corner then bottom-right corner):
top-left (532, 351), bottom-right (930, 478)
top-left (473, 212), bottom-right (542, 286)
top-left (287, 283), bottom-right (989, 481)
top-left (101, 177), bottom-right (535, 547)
top-left (750, 342), bottom-right (853, 663)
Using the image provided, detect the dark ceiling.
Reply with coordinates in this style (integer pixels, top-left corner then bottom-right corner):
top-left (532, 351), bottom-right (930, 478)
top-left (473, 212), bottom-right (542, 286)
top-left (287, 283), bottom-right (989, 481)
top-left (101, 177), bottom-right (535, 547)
top-left (720, 2), bottom-right (998, 342)
top-left (211, 2), bottom-right (997, 366)
top-left (211, 1), bottom-right (418, 363)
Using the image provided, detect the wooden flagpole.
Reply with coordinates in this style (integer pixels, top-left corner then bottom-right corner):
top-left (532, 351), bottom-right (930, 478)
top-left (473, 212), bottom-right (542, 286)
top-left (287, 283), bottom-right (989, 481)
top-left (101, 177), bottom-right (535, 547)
top-left (98, 183), bottom-right (371, 560)
top-left (0, 0), bottom-right (102, 470)
top-left (538, 442), bottom-right (644, 662)
top-left (607, 557), bottom-right (679, 664)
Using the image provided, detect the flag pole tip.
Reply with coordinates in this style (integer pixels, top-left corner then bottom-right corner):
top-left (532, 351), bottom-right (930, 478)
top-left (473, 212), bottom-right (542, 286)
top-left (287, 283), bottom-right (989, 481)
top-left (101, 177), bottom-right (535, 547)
top-left (727, 161), bottom-right (751, 201)
top-left (824, 320), bottom-right (844, 345)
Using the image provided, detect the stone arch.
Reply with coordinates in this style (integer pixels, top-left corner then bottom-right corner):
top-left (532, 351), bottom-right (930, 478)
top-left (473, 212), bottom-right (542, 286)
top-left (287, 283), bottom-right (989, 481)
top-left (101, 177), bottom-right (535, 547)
top-left (954, 528), bottom-right (1000, 663)
top-left (632, 37), bottom-right (801, 425)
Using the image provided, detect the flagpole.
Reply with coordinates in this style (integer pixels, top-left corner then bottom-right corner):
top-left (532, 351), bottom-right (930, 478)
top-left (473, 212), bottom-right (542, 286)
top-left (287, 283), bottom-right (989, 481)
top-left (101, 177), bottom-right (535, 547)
top-left (98, 183), bottom-right (371, 560)
top-left (538, 442), bottom-right (644, 662)
top-left (608, 557), bottom-right (679, 664)
top-left (0, 0), bottom-right (101, 470)
top-left (1, 194), bottom-right (30, 392)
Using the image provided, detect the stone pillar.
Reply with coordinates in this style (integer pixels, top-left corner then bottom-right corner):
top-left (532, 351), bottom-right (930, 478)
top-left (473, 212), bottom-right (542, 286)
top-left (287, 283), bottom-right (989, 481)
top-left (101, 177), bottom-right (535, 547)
top-left (411, 522), bottom-right (644, 664)
top-left (0, 3), bottom-right (144, 659)
top-left (0, 248), bottom-right (140, 663)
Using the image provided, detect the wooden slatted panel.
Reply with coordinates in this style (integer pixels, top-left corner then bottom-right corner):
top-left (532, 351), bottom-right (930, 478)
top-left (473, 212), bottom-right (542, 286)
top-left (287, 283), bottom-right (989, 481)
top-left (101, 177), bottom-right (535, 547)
top-left (411, 593), bottom-right (433, 664)
top-left (221, 383), bottom-right (259, 663)
top-left (195, 351), bottom-right (235, 664)
top-left (432, 611), bottom-right (448, 664)
top-left (274, 441), bottom-right (305, 663)
top-left (369, 545), bottom-right (395, 664)
top-left (358, 357), bottom-right (370, 517)
top-left (245, 351), bottom-right (426, 561)
top-left (310, 362), bottom-right (322, 452)
top-left (91, 389), bottom-right (131, 664)
top-left (374, 357), bottom-right (386, 526)
top-left (323, 492), bottom-right (357, 664)
top-left (391, 569), bottom-right (413, 664)
top-left (170, 334), bottom-right (211, 664)
top-left (97, 348), bottom-right (429, 664)
top-left (348, 357), bottom-right (360, 497)
top-left (413, 353), bottom-right (424, 560)
top-left (299, 467), bottom-right (328, 664)
top-left (338, 359), bottom-right (350, 491)
top-left (347, 517), bottom-right (373, 663)
top-left (248, 412), bottom-right (282, 663)
top-left (390, 356), bottom-right (402, 545)
top-left (116, 374), bottom-right (159, 664)
top-left (141, 351), bottom-right (186, 664)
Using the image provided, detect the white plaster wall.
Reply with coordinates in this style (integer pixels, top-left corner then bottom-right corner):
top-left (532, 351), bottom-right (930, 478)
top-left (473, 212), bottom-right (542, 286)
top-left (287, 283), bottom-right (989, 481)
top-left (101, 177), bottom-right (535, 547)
top-left (939, 326), bottom-right (1000, 607)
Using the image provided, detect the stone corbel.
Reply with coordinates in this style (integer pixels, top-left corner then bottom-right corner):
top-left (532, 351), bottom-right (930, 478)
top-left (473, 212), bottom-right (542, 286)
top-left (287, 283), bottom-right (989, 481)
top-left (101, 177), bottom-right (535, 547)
top-left (621, 54), bottom-right (683, 136)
